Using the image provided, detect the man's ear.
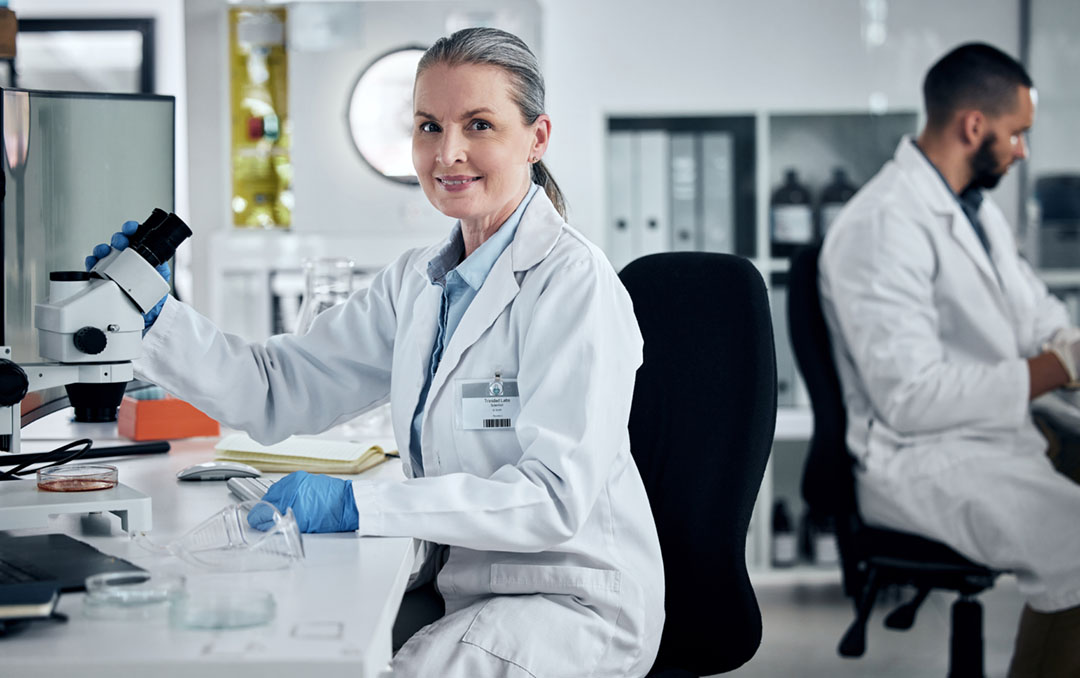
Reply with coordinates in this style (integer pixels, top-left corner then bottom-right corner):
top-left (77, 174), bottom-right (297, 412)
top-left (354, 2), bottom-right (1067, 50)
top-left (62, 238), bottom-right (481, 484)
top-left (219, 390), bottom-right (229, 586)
top-left (958, 109), bottom-right (986, 149)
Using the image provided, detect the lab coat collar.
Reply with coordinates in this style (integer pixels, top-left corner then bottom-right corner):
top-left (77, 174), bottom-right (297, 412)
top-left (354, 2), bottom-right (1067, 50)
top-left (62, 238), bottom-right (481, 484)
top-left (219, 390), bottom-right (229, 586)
top-left (509, 188), bottom-right (564, 272)
top-left (507, 187), bottom-right (565, 273)
top-left (410, 188), bottom-right (562, 279)
top-left (421, 188), bottom-right (566, 416)
top-left (426, 224), bottom-right (466, 284)
top-left (895, 137), bottom-right (999, 286)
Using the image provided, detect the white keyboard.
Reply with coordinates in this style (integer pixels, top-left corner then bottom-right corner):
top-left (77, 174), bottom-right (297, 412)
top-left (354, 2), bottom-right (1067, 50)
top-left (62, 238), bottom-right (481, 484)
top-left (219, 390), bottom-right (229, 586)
top-left (227, 476), bottom-right (274, 502)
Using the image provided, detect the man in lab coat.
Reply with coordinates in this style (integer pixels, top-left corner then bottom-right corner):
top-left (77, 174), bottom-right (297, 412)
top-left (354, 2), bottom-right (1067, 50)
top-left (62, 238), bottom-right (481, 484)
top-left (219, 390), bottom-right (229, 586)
top-left (819, 43), bottom-right (1080, 676)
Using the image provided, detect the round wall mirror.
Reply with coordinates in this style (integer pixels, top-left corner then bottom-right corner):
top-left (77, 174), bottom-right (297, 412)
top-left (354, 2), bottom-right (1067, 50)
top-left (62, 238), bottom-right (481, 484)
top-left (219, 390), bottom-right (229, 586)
top-left (347, 47), bottom-right (425, 184)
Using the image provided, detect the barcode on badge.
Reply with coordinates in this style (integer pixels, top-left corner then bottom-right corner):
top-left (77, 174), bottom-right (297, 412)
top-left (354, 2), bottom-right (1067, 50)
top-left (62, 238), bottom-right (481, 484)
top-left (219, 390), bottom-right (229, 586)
top-left (483, 418), bottom-right (511, 428)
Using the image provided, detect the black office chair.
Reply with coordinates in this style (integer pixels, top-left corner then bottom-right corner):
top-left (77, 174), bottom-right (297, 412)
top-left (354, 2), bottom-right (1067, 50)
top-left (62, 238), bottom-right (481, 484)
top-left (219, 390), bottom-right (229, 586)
top-left (787, 244), bottom-right (1002, 678)
top-left (620, 252), bottom-right (776, 677)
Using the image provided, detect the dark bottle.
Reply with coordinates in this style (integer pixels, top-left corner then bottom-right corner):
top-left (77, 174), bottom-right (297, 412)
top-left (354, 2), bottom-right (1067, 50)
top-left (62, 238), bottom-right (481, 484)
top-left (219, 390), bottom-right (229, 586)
top-left (771, 499), bottom-right (798, 567)
top-left (818, 167), bottom-right (858, 238)
top-left (770, 169), bottom-right (814, 258)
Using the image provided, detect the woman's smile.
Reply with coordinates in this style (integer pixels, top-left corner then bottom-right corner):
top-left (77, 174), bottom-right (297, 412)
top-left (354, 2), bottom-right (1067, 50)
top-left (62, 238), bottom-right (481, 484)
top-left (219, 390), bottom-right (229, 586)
top-left (436, 175), bottom-right (483, 192)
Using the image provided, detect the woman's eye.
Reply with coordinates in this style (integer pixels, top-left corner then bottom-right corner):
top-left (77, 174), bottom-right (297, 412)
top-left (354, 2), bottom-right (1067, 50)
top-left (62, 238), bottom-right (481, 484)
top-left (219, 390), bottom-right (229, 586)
top-left (470, 120), bottom-right (492, 131)
top-left (419, 122), bottom-right (440, 133)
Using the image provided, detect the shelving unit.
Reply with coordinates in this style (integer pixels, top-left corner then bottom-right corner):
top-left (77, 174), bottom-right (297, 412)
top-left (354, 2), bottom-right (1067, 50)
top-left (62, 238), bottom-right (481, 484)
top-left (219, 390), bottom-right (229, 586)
top-left (604, 109), bottom-right (919, 579)
top-left (1037, 269), bottom-right (1080, 290)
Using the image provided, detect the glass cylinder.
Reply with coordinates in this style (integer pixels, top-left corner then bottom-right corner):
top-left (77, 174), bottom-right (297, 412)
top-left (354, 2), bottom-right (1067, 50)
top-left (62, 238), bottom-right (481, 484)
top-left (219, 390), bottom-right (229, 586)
top-left (294, 257), bottom-right (355, 334)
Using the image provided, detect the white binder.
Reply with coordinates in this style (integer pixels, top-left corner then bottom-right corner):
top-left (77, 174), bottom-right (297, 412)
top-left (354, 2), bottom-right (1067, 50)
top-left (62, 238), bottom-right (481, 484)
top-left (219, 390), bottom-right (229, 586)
top-left (701, 131), bottom-right (735, 253)
top-left (637, 130), bottom-right (671, 257)
top-left (607, 131), bottom-right (636, 271)
top-left (669, 133), bottom-right (698, 251)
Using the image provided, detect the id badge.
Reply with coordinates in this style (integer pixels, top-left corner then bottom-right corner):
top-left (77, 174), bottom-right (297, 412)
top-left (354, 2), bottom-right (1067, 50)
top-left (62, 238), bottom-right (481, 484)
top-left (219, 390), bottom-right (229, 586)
top-left (456, 373), bottom-right (520, 430)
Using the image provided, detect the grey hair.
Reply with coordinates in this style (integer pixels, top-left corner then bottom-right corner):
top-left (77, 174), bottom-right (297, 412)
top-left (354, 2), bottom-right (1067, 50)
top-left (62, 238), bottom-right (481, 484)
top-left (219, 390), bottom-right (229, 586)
top-left (417, 27), bottom-right (567, 219)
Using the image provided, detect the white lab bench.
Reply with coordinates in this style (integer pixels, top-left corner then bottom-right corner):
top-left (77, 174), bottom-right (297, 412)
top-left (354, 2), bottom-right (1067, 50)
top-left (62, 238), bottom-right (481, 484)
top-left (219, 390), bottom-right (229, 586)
top-left (1, 411), bottom-right (414, 678)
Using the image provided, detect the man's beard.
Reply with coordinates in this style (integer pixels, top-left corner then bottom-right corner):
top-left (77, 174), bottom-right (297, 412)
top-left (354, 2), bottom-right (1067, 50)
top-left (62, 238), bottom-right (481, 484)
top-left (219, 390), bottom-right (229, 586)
top-left (969, 133), bottom-right (1006, 190)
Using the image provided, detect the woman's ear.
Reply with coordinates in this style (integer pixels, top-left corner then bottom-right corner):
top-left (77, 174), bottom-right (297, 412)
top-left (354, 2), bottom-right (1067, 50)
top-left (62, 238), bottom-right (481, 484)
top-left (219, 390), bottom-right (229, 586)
top-left (530, 114), bottom-right (552, 162)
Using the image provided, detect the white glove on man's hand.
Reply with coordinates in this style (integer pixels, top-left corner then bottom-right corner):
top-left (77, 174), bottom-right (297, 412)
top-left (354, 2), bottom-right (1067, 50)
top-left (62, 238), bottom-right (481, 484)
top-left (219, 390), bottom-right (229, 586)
top-left (1045, 327), bottom-right (1080, 389)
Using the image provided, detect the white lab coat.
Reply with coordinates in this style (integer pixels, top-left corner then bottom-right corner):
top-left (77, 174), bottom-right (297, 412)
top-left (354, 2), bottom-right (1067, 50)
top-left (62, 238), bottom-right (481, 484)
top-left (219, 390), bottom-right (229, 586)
top-left (820, 138), bottom-right (1080, 611)
top-left (134, 190), bottom-right (665, 676)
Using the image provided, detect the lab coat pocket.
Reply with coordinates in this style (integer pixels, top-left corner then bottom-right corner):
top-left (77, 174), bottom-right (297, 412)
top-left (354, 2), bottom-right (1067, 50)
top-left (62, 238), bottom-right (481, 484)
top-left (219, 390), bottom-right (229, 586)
top-left (460, 565), bottom-right (623, 677)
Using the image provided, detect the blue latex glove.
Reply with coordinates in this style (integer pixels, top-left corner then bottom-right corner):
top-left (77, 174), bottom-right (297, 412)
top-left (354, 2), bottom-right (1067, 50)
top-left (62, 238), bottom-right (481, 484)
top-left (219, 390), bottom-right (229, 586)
top-left (250, 470), bottom-right (359, 534)
top-left (84, 220), bottom-right (171, 331)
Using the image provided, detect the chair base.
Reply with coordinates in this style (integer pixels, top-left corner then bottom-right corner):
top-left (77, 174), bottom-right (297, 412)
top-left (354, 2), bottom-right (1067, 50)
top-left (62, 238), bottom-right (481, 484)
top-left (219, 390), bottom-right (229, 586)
top-left (884, 586), bottom-right (930, 630)
top-left (839, 573), bottom-right (989, 678)
top-left (949, 596), bottom-right (984, 678)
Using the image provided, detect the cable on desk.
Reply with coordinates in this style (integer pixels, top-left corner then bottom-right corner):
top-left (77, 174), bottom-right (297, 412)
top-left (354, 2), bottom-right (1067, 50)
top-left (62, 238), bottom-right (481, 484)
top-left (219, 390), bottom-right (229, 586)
top-left (0, 441), bottom-right (170, 468)
top-left (0, 438), bottom-right (93, 481)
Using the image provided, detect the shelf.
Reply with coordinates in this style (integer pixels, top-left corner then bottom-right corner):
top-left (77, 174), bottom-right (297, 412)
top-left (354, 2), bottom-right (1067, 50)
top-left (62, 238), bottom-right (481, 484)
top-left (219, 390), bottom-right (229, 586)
top-left (1038, 269), bottom-right (1080, 288)
top-left (748, 564), bottom-right (841, 587)
top-left (775, 407), bottom-right (813, 441)
top-left (753, 257), bottom-right (794, 276)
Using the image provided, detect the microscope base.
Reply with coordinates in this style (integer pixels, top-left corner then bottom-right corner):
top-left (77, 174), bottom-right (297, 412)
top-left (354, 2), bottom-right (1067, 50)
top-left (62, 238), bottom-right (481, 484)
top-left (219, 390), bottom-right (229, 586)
top-left (0, 480), bottom-right (152, 532)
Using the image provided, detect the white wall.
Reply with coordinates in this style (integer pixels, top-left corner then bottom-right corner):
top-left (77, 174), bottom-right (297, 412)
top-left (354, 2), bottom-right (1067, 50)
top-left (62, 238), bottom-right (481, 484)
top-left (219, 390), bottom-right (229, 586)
top-left (1029, 0), bottom-right (1080, 176)
top-left (183, 0), bottom-right (228, 316)
top-left (13, 0), bottom-right (191, 293)
top-left (539, 0), bottom-right (1022, 244)
top-left (183, 0), bottom-right (1026, 324)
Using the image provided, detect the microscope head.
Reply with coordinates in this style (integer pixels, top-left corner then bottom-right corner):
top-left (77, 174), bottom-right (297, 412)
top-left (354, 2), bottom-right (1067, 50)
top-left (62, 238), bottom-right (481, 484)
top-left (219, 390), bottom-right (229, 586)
top-left (33, 210), bottom-right (191, 365)
top-left (90, 209), bottom-right (192, 314)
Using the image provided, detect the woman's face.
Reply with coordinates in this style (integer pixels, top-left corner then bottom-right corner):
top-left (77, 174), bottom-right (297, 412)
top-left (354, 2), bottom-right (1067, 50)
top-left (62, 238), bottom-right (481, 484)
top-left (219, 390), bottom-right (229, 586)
top-left (413, 63), bottom-right (549, 231)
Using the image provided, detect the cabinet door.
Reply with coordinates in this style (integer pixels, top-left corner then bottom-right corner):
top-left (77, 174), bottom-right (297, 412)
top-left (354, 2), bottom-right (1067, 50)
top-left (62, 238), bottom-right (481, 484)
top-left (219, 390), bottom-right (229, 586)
top-left (669, 132), bottom-right (699, 251)
top-left (637, 130), bottom-right (671, 256)
top-left (701, 131), bottom-right (735, 253)
top-left (607, 131), bottom-right (636, 271)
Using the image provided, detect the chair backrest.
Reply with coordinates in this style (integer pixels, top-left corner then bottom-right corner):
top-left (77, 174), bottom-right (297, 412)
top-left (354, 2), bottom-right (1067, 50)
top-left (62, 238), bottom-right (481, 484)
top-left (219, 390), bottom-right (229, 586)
top-left (620, 252), bottom-right (776, 675)
top-left (787, 244), bottom-right (864, 593)
top-left (787, 245), bottom-right (854, 517)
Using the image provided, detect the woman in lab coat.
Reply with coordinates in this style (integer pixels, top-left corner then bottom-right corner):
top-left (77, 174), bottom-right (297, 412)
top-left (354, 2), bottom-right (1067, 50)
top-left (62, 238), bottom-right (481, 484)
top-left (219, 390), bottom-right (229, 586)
top-left (107, 27), bottom-right (665, 677)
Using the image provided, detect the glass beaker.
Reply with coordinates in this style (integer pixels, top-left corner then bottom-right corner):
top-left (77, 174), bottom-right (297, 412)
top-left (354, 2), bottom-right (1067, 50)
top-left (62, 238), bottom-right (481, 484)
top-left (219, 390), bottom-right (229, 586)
top-left (294, 257), bottom-right (355, 334)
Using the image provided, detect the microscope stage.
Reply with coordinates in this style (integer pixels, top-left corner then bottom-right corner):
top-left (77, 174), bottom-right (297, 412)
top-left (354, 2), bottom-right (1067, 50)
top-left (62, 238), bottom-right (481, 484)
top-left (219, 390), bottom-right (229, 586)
top-left (0, 480), bottom-right (152, 532)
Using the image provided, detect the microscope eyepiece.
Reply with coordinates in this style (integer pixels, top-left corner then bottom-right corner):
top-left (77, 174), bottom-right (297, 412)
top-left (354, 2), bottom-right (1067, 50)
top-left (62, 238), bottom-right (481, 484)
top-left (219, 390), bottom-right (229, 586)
top-left (129, 209), bottom-right (193, 268)
top-left (131, 208), bottom-right (169, 243)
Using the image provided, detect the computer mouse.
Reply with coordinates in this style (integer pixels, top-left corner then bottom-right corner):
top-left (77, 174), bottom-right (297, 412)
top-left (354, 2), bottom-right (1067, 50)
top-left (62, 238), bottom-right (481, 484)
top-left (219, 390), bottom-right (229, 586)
top-left (176, 461), bottom-right (262, 481)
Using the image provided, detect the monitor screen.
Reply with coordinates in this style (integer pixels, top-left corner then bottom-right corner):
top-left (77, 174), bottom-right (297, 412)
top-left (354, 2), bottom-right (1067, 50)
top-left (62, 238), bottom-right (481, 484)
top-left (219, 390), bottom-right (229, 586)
top-left (1, 88), bottom-right (175, 425)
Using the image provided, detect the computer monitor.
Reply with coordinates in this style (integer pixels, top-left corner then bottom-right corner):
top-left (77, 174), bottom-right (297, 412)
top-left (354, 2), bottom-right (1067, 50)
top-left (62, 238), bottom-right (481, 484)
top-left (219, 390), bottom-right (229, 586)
top-left (0, 88), bottom-right (175, 428)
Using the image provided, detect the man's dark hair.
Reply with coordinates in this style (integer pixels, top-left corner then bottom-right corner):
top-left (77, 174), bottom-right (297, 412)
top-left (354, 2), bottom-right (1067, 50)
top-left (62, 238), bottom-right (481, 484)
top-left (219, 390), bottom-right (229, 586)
top-left (923, 42), bottom-right (1033, 129)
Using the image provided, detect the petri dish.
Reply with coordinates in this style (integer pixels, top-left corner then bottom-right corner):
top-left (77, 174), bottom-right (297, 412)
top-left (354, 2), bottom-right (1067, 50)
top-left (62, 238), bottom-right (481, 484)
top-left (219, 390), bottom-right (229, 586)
top-left (169, 588), bottom-right (276, 630)
top-left (86, 572), bottom-right (185, 604)
top-left (37, 464), bottom-right (118, 492)
top-left (83, 572), bottom-right (185, 621)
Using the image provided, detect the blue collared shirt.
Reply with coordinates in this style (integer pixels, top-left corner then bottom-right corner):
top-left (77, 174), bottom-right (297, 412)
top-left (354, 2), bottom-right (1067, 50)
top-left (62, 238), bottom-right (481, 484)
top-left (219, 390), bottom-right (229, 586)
top-left (408, 183), bottom-right (540, 475)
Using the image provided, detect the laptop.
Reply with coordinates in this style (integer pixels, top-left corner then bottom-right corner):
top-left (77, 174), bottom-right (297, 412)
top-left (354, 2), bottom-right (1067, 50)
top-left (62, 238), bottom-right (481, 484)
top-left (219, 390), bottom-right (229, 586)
top-left (0, 533), bottom-right (144, 593)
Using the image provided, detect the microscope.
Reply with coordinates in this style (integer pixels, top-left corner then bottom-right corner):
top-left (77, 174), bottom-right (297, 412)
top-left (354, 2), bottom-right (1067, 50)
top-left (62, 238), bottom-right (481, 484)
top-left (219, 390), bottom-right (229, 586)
top-left (0, 209), bottom-right (191, 531)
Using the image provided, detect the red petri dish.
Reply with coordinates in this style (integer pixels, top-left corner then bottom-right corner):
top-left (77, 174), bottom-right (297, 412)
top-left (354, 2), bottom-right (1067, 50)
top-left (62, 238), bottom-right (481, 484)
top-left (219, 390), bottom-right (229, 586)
top-left (37, 464), bottom-right (118, 492)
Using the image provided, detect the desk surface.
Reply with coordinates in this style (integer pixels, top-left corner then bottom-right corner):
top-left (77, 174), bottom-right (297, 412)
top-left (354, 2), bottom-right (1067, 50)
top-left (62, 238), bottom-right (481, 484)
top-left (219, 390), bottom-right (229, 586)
top-left (2, 412), bottom-right (414, 678)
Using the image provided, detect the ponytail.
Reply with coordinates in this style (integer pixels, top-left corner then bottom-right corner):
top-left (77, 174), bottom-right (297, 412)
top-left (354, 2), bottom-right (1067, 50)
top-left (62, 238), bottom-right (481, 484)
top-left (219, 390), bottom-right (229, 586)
top-left (531, 160), bottom-right (567, 220)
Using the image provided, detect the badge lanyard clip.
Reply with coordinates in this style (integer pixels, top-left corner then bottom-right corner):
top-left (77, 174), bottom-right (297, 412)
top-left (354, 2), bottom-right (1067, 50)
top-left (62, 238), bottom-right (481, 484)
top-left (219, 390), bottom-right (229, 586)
top-left (488, 369), bottom-right (504, 397)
